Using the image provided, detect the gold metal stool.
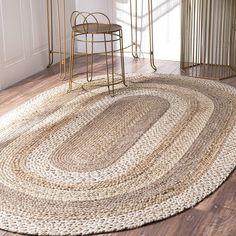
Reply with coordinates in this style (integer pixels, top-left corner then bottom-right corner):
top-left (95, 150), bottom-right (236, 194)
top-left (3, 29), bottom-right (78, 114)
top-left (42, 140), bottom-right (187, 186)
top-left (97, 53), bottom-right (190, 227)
top-left (68, 11), bottom-right (126, 97)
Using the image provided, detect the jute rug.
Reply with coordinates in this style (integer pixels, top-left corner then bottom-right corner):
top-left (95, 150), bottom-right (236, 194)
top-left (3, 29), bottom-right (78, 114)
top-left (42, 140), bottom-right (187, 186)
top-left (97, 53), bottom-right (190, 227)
top-left (0, 74), bottom-right (236, 236)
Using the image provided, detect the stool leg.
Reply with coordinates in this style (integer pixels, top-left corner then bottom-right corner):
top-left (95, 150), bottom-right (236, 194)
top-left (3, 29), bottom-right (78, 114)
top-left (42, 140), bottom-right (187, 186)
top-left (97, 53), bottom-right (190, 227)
top-left (90, 34), bottom-right (94, 82)
top-left (85, 34), bottom-right (90, 82)
top-left (104, 34), bottom-right (111, 95)
top-left (68, 31), bottom-right (75, 92)
top-left (110, 33), bottom-right (115, 97)
top-left (130, 0), bottom-right (139, 58)
top-left (47, 0), bottom-right (54, 68)
top-left (148, 0), bottom-right (157, 71)
top-left (119, 29), bottom-right (126, 86)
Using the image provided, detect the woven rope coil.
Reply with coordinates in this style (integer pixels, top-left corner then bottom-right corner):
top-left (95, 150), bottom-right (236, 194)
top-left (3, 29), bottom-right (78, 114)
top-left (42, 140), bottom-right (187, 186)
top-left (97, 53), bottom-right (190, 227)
top-left (0, 74), bottom-right (235, 235)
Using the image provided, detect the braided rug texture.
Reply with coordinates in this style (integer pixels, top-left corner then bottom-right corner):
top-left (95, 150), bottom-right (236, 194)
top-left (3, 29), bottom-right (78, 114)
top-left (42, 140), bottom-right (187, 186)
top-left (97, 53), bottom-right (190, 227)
top-left (0, 74), bottom-right (236, 236)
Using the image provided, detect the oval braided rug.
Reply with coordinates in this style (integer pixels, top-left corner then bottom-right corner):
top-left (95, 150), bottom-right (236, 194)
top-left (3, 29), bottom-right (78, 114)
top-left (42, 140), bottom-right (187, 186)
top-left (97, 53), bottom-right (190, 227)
top-left (0, 74), bottom-right (236, 236)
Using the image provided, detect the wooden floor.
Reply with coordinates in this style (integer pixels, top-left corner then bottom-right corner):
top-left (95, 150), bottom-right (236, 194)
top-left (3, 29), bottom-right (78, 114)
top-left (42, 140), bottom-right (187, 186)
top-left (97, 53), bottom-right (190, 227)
top-left (0, 57), bottom-right (235, 236)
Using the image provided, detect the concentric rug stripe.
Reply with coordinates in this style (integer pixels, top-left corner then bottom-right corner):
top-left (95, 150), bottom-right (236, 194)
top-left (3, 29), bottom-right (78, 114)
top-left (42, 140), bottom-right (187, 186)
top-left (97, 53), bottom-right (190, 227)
top-left (0, 74), bottom-right (235, 236)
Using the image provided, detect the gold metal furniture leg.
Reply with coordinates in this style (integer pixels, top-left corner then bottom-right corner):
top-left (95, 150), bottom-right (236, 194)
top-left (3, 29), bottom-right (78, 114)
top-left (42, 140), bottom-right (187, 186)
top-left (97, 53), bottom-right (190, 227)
top-left (90, 34), bottom-right (94, 82)
top-left (130, 0), bottom-right (139, 58)
top-left (86, 34), bottom-right (89, 82)
top-left (55, 0), bottom-right (67, 79)
top-left (68, 31), bottom-right (75, 93)
top-left (47, 0), bottom-right (67, 79)
top-left (104, 34), bottom-right (111, 95)
top-left (119, 29), bottom-right (126, 86)
top-left (148, 0), bottom-right (157, 71)
top-left (56, 0), bottom-right (62, 75)
top-left (130, 0), bottom-right (157, 70)
top-left (47, 0), bottom-right (54, 68)
top-left (86, 34), bottom-right (94, 83)
top-left (61, 0), bottom-right (67, 80)
top-left (110, 33), bottom-right (115, 97)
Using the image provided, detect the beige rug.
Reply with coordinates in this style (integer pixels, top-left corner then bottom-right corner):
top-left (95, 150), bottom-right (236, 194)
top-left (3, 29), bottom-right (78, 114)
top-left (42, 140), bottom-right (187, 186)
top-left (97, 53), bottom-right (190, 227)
top-left (0, 74), bottom-right (236, 236)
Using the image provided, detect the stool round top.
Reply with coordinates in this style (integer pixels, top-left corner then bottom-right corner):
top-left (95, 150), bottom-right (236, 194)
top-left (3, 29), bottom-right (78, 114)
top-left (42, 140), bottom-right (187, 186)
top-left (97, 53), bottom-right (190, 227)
top-left (73, 23), bottom-right (122, 34)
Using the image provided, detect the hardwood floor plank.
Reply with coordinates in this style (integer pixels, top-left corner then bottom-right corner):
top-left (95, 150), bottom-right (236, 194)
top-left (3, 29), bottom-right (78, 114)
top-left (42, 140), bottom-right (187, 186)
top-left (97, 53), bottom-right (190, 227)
top-left (0, 230), bottom-right (7, 236)
top-left (229, 171), bottom-right (236, 183)
top-left (214, 181), bottom-right (236, 210)
top-left (196, 207), bottom-right (236, 236)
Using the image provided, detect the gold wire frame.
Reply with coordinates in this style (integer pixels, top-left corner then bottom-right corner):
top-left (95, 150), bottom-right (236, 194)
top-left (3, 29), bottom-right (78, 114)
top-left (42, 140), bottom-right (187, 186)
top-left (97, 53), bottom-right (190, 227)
top-left (46, 0), bottom-right (157, 80)
top-left (130, 0), bottom-right (157, 70)
top-left (181, 0), bottom-right (236, 80)
top-left (68, 11), bottom-right (126, 97)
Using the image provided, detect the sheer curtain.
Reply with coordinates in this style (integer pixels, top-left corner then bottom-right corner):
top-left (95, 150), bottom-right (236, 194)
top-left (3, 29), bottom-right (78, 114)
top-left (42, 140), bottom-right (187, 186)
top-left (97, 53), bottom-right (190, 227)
top-left (181, 0), bottom-right (236, 79)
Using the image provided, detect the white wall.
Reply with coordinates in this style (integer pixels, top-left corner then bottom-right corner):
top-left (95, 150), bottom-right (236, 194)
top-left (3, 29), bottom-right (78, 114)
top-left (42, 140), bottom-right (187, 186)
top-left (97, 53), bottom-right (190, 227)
top-left (112, 0), bottom-right (181, 61)
top-left (76, 0), bottom-right (110, 15)
top-left (0, 0), bottom-right (180, 91)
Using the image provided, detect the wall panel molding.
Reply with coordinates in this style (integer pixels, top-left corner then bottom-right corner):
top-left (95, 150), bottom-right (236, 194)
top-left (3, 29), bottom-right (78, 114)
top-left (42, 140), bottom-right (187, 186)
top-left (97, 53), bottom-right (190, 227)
top-left (0, 0), bottom-right (51, 89)
top-left (29, 0), bottom-right (48, 55)
top-left (0, 0), bottom-right (26, 67)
